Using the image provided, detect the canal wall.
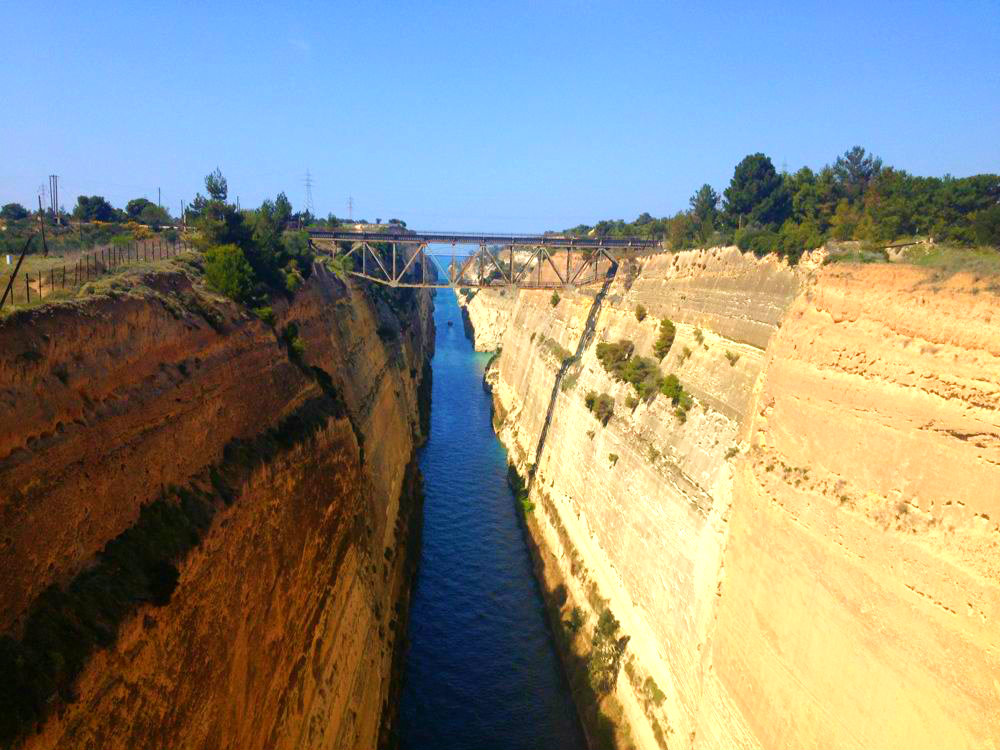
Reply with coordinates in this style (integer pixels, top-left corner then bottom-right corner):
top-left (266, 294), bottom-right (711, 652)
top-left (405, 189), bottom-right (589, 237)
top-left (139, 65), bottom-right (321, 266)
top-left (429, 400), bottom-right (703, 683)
top-left (0, 262), bottom-right (433, 749)
top-left (467, 247), bottom-right (1000, 750)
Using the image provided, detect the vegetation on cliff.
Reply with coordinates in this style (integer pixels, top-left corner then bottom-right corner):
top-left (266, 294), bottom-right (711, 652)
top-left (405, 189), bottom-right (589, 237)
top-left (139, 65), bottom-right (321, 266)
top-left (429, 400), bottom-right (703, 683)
top-left (565, 146), bottom-right (1000, 262)
top-left (596, 337), bottom-right (694, 419)
top-left (191, 170), bottom-right (314, 306)
top-left (584, 391), bottom-right (615, 425)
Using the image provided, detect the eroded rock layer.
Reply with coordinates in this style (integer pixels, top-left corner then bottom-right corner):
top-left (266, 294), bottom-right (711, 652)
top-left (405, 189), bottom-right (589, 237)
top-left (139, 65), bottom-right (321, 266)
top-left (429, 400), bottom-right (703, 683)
top-left (468, 248), bottom-right (1000, 750)
top-left (0, 263), bottom-right (433, 749)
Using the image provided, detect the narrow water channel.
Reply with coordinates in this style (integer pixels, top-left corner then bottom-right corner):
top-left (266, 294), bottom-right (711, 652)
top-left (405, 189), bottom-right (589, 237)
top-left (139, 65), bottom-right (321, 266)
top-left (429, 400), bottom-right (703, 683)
top-left (399, 292), bottom-right (586, 750)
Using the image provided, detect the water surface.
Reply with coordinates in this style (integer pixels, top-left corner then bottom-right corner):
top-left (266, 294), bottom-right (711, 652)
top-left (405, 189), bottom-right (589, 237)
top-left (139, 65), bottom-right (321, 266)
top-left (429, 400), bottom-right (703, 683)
top-left (399, 292), bottom-right (585, 750)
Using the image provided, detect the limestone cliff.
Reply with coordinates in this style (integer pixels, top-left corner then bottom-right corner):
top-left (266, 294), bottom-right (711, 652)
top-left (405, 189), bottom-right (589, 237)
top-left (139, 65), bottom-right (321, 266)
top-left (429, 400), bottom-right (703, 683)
top-left (0, 258), bottom-right (433, 749)
top-left (467, 247), bottom-right (1000, 750)
top-left (456, 288), bottom-right (515, 351)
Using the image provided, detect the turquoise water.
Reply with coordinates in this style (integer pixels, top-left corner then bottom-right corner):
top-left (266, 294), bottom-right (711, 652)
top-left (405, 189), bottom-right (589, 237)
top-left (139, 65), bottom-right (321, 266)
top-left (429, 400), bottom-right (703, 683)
top-left (398, 292), bottom-right (585, 750)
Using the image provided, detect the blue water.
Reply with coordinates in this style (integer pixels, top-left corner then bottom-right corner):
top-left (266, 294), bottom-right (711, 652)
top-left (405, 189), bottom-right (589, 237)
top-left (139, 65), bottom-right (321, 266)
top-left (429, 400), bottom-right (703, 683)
top-left (398, 292), bottom-right (585, 750)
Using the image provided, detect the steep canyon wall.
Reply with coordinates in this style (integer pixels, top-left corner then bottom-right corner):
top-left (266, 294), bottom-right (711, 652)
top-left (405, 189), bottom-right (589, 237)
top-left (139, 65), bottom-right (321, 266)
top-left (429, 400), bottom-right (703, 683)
top-left (0, 261), bottom-right (433, 749)
top-left (464, 248), bottom-right (1000, 750)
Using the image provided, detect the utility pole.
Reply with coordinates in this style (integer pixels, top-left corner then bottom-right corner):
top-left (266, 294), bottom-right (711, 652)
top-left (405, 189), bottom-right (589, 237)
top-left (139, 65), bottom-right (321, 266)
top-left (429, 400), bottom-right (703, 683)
top-left (48, 175), bottom-right (58, 222)
top-left (158, 187), bottom-right (161, 208)
top-left (348, 195), bottom-right (353, 221)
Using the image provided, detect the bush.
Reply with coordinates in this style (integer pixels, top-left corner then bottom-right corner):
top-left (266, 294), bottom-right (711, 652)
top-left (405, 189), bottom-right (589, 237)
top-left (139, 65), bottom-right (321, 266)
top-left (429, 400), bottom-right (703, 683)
top-left (564, 606), bottom-right (586, 634)
top-left (585, 391), bottom-right (614, 425)
top-left (550, 291), bottom-right (561, 306)
top-left (588, 609), bottom-right (628, 694)
top-left (653, 318), bottom-right (676, 359)
top-left (635, 304), bottom-right (647, 321)
top-left (596, 339), bottom-right (662, 401)
top-left (281, 323), bottom-right (306, 364)
top-left (204, 244), bottom-right (256, 303)
top-left (608, 453), bottom-right (619, 466)
top-left (660, 373), bottom-right (694, 421)
top-left (725, 350), bottom-right (740, 366)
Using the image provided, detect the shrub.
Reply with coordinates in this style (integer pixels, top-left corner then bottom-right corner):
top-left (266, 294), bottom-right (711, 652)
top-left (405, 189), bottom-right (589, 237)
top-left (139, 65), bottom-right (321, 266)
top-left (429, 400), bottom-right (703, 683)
top-left (585, 391), bottom-right (614, 425)
top-left (252, 306), bottom-right (275, 325)
top-left (550, 291), bottom-right (561, 306)
top-left (625, 395), bottom-right (638, 409)
top-left (564, 606), bottom-right (586, 634)
top-left (635, 304), bottom-right (647, 321)
top-left (694, 327), bottom-right (704, 345)
top-left (596, 340), bottom-right (634, 373)
top-left (596, 340), bottom-right (662, 401)
top-left (204, 244), bottom-right (256, 303)
top-left (588, 609), bottom-right (628, 694)
top-left (725, 350), bottom-right (740, 366)
top-left (660, 374), bottom-right (694, 421)
top-left (642, 676), bottom-right (666, 707)
top-left (608, 453), bottom-right (619, 466)
top-left (281, 323), bottom-right (306, 364)
top-left (653, 318), bottom-right (676, 359)
top-left (507, 463), bottom-right (534, 513)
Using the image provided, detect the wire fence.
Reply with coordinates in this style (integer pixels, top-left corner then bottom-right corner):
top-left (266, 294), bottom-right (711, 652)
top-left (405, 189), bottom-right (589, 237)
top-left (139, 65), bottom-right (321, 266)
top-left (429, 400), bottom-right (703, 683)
top-left (1, 238), bottom-right (193, 310)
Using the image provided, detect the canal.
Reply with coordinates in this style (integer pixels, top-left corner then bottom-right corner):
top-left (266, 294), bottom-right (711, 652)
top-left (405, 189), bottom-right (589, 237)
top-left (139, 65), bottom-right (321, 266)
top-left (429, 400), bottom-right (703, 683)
top-left (398, 291), bottom-right (586, 750)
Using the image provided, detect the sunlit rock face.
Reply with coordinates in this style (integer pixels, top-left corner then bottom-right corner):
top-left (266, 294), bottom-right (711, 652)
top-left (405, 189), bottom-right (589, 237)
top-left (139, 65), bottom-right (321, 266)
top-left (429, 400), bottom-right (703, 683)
top-left (0, 266), bottom-right (433, 750)
top-left (465, 248), bottom-right (1000, 750)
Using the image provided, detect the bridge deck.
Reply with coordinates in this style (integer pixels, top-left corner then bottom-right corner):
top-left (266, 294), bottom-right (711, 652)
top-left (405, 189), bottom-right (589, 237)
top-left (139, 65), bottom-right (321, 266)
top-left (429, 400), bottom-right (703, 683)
top-left (309, 229), bottom-right (660, 249)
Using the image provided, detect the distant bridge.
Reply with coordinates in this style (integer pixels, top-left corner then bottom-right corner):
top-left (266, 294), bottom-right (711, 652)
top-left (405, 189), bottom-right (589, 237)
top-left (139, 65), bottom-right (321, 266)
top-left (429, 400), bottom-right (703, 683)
top-left (309, 229), bottom-right (661, 289)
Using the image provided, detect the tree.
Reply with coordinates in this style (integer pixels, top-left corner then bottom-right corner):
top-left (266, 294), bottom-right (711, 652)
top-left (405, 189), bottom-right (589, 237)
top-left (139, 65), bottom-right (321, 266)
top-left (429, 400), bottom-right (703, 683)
top-left (126, 198), bottom-right (155, 219)
top-left (205, 168), bottom-right (228, 202)
top-left (974, 204), bottom-right (1000, 246)
top-left (204, 244), bottom-right (256, 303)
top-left (138, 203), bottom-right (171, 229)
top-left (73, 195), bottom-right (116, 222)
top-left (587, 609), bottom-right (629, 694)
top-left (833, 146), bottom-right (882, 201)
top-left (274, 192), bottom-right (292, 227)
top-left (689, 184), bottom-right (720, 226)
top-left (0, 203), bottom-right (29, 222)
top-left (723, 153), bottom-right (791, 228)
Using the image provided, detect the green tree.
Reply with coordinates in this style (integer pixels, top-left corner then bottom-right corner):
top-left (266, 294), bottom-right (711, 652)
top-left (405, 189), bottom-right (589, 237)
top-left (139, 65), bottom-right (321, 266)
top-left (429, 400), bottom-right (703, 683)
top-left (1, 203), bottom-right (29, 221)
top-left (205, 168), bottom-right (228, 201)
top-left (73, 195), bottom-right (116, 222)
top-left (689, 184), bottom-right (720, 225)
top-left (974, 204), bottom-right (1000, 246)
top-left (588, 609), bottom-right (629, 694)
top-left (723, 153), bottom-right (791, 228)
top-left (833, 146), bottom-right (882, 201)
top-left (274, 192), bottom-right (293, 227)
top-left (204, 244), bottom-right (256, 303)
top-left (126, 197), bottom-right (155, 219)
top-left (138, 203), bottom-right (171, 229)
top-left (829, 199), bottom-right (861, 241)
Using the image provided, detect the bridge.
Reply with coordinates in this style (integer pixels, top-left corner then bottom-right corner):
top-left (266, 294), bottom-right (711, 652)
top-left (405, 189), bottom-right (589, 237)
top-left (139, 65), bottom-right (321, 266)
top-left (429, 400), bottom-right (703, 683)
top-left (309, 229), bottom-right (662, 289)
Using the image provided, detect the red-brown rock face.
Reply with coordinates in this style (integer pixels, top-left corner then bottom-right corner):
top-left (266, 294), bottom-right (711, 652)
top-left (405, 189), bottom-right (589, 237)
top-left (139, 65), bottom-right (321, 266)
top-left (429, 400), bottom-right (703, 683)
top-left (0, 262), bottom-right (433, 749)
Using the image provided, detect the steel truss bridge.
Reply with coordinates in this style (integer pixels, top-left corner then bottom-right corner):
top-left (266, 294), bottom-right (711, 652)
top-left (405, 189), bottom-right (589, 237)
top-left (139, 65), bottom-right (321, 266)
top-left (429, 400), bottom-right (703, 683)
top-left (309, 230), bottom-right (662, 289)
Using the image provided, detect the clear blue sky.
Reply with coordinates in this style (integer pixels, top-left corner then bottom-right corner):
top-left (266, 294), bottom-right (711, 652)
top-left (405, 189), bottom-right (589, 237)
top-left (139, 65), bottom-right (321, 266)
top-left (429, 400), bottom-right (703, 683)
top-left (2, 1), bottom-right (998, 231)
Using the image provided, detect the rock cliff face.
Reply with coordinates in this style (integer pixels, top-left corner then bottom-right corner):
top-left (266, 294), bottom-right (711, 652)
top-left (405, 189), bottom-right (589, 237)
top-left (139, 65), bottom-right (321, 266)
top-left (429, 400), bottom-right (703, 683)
top-left (456, 288), bottom-right (516, 351)
top-left (0, 261), bottom-right (433, 749)
top-left (466, 247), bottom-right (1000, 750)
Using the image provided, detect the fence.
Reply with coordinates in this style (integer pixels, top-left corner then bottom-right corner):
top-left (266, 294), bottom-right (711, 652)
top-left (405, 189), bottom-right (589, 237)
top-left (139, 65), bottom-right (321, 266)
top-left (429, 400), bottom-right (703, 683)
top-left (1, 238), bottom-right (193, 309)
